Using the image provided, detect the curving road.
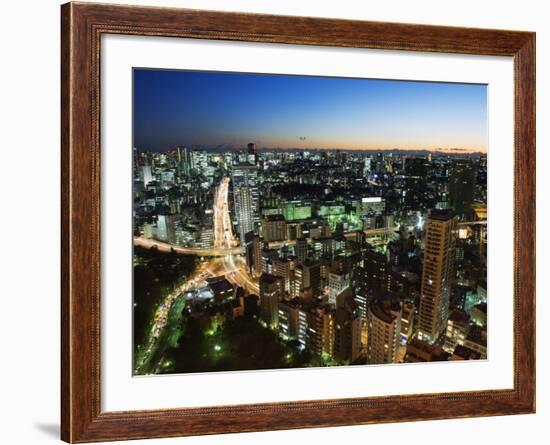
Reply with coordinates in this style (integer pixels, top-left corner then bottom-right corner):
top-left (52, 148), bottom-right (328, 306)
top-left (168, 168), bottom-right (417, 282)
top-left (213, 177), bottom-right (259, 294)
top-left (134, 177), bottom-right (258, 374)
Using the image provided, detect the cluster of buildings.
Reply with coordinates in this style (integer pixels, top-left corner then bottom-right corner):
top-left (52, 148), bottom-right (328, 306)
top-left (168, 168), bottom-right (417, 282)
top-left (253, 208), bottom-right (486, 365)
top-left (133, 143), bottom-right (488, 367)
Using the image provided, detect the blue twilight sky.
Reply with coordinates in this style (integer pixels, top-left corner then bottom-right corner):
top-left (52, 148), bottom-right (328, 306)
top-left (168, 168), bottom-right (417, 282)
top-left (133, 68), bottom-right (487, 153)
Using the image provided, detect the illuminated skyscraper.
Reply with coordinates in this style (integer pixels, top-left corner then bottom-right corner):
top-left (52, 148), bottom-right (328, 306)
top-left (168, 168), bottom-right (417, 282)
top-left (176, 146), bottom-right (190, 177)
top-left (306, 304), bottom-right (334, 358)
top-left (363, 157), bottom-right (372, 177)
top-left (141, 165), bottom-right (153, 186)
top-left (418, 210), bottom-right (457, 344)
top-left (232, 163), bottom-right (259, 241)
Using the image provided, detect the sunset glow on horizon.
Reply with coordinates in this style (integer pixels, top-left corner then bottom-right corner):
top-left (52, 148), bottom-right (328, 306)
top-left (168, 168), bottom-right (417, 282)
top-left (134, 69), bottom-right (488, 153)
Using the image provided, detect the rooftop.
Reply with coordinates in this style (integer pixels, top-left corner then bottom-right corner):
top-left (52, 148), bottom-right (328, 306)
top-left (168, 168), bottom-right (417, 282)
top-left (452, 344), bottom-right (482, 360)
top-left (449, 308), bottom-right (470, 324)
top-left (369, 298), bottom-right (401, 324)
top-left (465, 325), bottom-right (487, 347)
top-left (259, 273), bottom-right (283, 285)
top-left (206, 276), bottom-right (234, 295)
top-left (428, 209), bottom-right (455, 222)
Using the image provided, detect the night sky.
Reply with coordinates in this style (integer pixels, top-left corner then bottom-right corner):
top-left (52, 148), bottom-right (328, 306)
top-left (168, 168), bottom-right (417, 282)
top-left (133, 68), bottom-right (487, 153)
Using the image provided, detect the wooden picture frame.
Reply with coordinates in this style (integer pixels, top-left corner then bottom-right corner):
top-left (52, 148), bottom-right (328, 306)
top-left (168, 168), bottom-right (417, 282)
top-left (61, 2), bottom-right (535, 442)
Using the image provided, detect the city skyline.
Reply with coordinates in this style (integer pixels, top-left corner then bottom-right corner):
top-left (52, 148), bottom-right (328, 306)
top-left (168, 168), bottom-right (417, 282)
top-left (133, 68), bottom-right (488, 376)
top-left (133, 69), bottom-right (487, 153)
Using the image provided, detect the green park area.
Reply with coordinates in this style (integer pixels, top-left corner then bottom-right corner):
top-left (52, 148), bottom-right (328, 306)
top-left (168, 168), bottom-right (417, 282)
top-left (164, 316), bottom-right (319, 374)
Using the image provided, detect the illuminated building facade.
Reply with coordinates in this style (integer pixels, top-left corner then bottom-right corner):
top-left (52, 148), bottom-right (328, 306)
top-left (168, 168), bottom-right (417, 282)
top-left (367, 298), bottom-right (402, 364)
top-left (418, 210), bottom-right (458, 344)
top-left (232, 163), bottom-right (259, 241)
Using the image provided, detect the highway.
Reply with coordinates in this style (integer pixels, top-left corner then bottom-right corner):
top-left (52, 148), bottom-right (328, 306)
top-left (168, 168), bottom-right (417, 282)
top-left (214, 177), bottom-right (239, 249)
top-left (135, 181), bottom-right (487, 373)
top-left (134, 177), bottom-right (258, 374)
top-left (134, 259), bottom-right (218, 374)
top-left (213, 177), bottom-right (259, 294)
top-left (135, 225), bottom-right (399, 256)
top-left (134, 237), bottom-right (244, 256)
top-left (134, 178), bottom-right (247, 256)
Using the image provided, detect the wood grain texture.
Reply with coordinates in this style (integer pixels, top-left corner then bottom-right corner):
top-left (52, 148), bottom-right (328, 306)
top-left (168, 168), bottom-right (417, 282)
top-left (60, 2), bottom-right (536, 442)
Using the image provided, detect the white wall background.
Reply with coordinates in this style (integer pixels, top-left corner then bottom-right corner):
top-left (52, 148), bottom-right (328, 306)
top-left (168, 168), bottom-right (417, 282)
top-left (0, 0), bottom-right (546, 444)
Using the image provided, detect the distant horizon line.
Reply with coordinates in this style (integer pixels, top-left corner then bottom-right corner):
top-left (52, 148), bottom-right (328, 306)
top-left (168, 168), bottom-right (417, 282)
top-left (134, 146), bottom-right (487, 155)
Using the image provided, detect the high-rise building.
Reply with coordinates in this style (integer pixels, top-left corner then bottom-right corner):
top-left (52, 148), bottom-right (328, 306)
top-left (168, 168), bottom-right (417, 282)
top-left (244, 231), bottom-right (255, 274)
top-left (334, 305), bottom-right (362, 363)
top-left (313, 237), bottom-right (333, 258)
top-left (443, 308), bottom-right (471, 353)
top-left (400, 302), bottom-right (416, 344)
top-left (418, 210), bottom-right (457, 344)
top-left (302, 260), bottom-right (321, 298)
top-left (306, 304), bottom-right (334, 358)
top-left (295, 237), bottom-right (308, 264)
top-left (189, 148), bottom-right (208, 174)
top-left (360, 197), bottom-right (386, 229)
top-left (292, 265), bottom-right (303, 299)
top-left (247, 142), bottom-right (257, 165)
top-left (363, 157), bottom-right (372, 177)
top-left (260, 248), bottom-right (279, 275)
top-left (261, 214), bottom-right (286, 242)
top-left (156, 214), bottom-right (175, 243)
top-left (141, 165), bottom-right (153, 186)
top-left (176, 146), bottom-right (190, 177)
top-left (404, 157), bottom-right (428, 211)
top-left (232, 163), bottom-right (259, 241)
top-left (234, 187), bottom-right (254, 240)
top-left (293, 260), bottom-right (321, 299)
top-left (448, 159), bottom-right (476, 215)
top-left (327, 272), bottom-right (350, 305)
top-left (271, 257), bottom-right (295, 296)
top-left (190, 149), bottom-right (208, 172)
top-left (352, 287), bottom-right (369, 325)
top-left (278, 299), bottom-right (308, 348)
top-left (252, 235), bottom-right (264, 276)
top-left (367, 298), bottom-right (402, 364)
top-left (362, 248), bottom-right (389, 293)
top-left (259, 274), bottom-right (284, 328)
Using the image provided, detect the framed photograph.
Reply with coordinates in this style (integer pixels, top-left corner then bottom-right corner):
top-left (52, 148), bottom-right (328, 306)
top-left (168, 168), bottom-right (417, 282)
top-left (61, 2), bottom-right (535, 442)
